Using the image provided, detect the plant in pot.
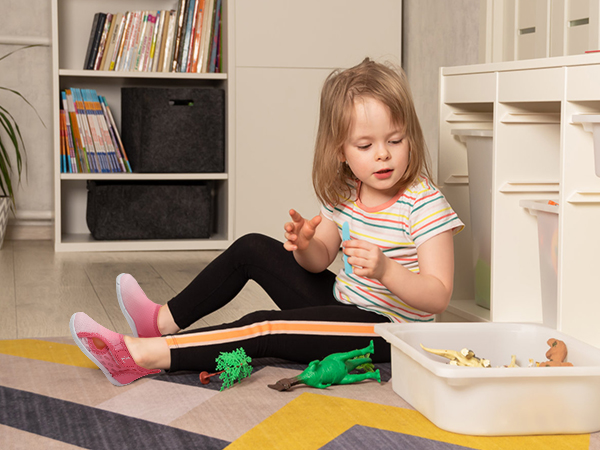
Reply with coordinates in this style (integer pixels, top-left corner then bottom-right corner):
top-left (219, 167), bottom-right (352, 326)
top-left (0, 45), bottom-right (44, 249)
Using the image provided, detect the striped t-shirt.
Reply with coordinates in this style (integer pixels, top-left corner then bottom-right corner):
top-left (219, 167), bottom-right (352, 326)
top-left (321, 177), bottom-right (464, 323)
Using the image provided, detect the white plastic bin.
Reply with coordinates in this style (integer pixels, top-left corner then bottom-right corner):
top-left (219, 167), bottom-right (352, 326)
top-left (451, 129), bottom-right (493, 309)
top-left (520, 200), bottom-right (559, 328)
top-left (376, 322), bottom-right (600, 436)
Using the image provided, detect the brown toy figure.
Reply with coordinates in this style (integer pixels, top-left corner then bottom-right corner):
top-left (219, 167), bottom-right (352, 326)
top-left (537, 338), bottom-right (573, 367)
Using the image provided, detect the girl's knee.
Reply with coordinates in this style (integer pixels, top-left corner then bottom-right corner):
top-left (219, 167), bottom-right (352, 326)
top-left (229, 233), bottom-right (285, 260)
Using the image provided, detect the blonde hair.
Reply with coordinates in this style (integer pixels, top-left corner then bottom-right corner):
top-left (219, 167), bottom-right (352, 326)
top-left (312, 58), bottom-right (432, 207)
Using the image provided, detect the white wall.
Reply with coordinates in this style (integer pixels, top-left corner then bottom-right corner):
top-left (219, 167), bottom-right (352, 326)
top-left (1, 0), bottom-right (480, 241)
top-left (0, 0), bottom-right (54, 236)
top-left (402, 0), bottom-right (481, 183)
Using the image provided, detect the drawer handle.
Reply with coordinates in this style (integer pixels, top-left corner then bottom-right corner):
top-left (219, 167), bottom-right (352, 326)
top-left (499, 182), bottom-right (559, 193)
top-left (567, 191), bottom-right (600, 204)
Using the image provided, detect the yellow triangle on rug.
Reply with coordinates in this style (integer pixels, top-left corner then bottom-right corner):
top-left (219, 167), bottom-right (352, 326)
top-left (0, 339), bottom-right (96, 369)
top-left (229, 392), bottom-right (590, 450)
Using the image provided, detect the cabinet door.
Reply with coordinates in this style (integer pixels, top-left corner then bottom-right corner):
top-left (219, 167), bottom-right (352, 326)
top-left (235, 68), bottom-right (329, 239)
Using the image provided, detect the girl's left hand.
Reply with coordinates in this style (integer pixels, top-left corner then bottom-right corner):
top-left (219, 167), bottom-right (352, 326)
top-left (343, 239), bottom-right (390, 280)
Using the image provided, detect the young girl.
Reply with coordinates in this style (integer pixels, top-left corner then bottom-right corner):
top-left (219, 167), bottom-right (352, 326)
top-left (70, 58), bottom-right (464, 386)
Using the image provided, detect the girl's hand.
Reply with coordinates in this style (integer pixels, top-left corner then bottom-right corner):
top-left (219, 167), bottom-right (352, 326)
top-left (343, 239), bottom-right (390, 280)
top-left (284, 209), bottom-right (322, 251)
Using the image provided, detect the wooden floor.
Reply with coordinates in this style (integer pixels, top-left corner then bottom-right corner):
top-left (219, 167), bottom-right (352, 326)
top-left (0, 240), bottom-right (295, 339)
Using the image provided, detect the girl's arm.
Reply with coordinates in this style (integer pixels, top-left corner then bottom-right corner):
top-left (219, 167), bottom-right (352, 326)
top-left (343, 230), bottom-right (455, 314)
top-left (284, 209), bottom-right (341, 273)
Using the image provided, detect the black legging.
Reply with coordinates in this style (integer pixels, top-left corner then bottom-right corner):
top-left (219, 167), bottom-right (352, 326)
top-left (165, 233), bottom-right (391, 372)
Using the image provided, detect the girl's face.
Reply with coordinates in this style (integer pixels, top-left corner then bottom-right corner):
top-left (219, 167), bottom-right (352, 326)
top-left (341, 96), bottom-right (410, 207)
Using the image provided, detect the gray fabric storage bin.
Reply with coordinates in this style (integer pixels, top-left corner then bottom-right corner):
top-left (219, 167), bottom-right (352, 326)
top-left (121, 87), bottom-right (225, 173)
top-left (86, 181), bottom-right (214, 240)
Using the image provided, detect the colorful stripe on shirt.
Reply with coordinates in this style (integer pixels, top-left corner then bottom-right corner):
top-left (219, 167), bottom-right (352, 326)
top-left (322, 177), bottom-right (464, 323)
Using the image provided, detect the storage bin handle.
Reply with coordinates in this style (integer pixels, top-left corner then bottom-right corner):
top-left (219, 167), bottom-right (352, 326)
top-left (169, 99), bottom-right (194, 106)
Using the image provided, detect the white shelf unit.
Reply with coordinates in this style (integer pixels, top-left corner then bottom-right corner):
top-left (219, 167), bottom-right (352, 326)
top-left (439, 53), bottom-right (600, 348)
top-left (51, 0), bottom-right (235, 252)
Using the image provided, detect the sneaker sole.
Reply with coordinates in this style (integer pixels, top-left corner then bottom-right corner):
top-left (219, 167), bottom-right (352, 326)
top-left (116, 273), bottom-right (140, 338)
top-left (69, 313), bottom-right (126, 387)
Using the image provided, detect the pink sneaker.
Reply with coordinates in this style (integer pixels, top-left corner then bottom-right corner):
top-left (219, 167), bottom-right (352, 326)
top-left (116, 273), bottom-right (162, 338)
top-left (69, 312), bottom-right (160, 386)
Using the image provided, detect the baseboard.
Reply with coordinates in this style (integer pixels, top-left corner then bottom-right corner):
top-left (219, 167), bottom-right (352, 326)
top-left (5, 210), bottom-right (53, 241)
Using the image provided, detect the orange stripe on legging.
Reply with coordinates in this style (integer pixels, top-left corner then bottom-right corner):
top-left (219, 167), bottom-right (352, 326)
top-left (165, 320), bottom-right (377, 349)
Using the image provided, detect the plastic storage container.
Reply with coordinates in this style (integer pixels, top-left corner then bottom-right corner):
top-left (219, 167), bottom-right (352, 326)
top-left (451, 129), bottom-right (493, 309)
top-left (520, 200), bottom-right (559, 328)
top-left (376, 322), bottom-right (600, 436)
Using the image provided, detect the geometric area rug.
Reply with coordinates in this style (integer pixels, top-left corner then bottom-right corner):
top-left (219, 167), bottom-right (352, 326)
top-left (0, 338), bottom-right (598, 450)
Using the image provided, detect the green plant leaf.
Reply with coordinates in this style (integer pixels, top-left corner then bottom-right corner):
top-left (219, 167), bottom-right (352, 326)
top-left (0, 44), bottom-right (44, 211)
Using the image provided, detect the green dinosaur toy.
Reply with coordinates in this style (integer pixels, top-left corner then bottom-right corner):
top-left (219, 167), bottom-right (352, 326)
top-left (268, 340), bottom-right (381, 391)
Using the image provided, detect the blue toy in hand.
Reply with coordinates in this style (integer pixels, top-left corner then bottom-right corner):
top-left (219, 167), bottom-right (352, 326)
top-left (342, 221), bottom-right (352, 275)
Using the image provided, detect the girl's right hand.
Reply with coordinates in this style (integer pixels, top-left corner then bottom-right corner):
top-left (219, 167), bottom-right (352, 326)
top-left (283, 209), bottom-right (322, 251)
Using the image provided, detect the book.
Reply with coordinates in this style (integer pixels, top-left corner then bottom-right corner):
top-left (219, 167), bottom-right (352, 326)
top-left (100, 96), bottom-right (132, 172)
top-left (83, 13), bottom-right (106, 70)
top-left (59, 108), bottom-right (67, 172)
top-left (132, 11), bottom-right (148, 71)
top-left (144, 12), bottom-right (158, 71)
top-left (189, 0), bottom-right (205, 72)
top-left (72, 88), bottom-right (102, 172)
top-left (171, 0), bottom-right (188, 72)
top-left (123, 11), bottom-right (142, 71)
top-left (114, 12), bottom-right (133, 70)
top-left (162, 11), bottom-right (177, 72)
top-left (94, 13), bottom-right (113, 70)
top-left (149, 10), bottom-right (163, 72)
top-left (82, 89), bottom-right (110, 172)
top-left (156, 10), bottom-right (172, 71)
top-left (209, 0), bottom-right (222, 73)
top-left (180, 0), bottom-right (196, 72)
top-left (71, 88), bottom-right (100, 172)
top-left (89, 89), bottom-right (121, 172)
top-left (98, 13), bottom-right (116, 70)
top-left (64, 90), bottom-right (89, 173)
top-left (63, 105), bottom-right (78, 172)
top-left (102, 12), bottom-right (124, 70)
top-left (204, 0), bottom-right (219, 73)
top-left (198, 0), bottom-right (214, 72)
top-left (185, 0), bottom-right (201, 72)
top-left (96, 95), bottom-right (125, 172)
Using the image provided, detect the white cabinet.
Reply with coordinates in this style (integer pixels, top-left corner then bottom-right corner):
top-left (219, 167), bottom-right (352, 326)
top-left (481, 0), bottom-right (600, 62)
top-left (51, 0), bottom-right (235, 251)
top-left (233, 0), bottom-right (402, 239)
top-left (439, 53), bottom-right (600, 348)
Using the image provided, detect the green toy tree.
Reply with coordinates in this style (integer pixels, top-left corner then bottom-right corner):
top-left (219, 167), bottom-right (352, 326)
top-left (199, 348), bottom-right (253, 391)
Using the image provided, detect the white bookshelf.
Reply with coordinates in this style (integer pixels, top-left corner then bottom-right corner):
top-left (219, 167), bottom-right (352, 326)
top-left (439, 53), bottom-right (600, 348)
top-left (51, 0), bottom-right (235, 252)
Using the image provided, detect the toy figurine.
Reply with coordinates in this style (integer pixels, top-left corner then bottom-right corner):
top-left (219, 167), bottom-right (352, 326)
top-left (268, 340), bottom-right (381, 391)
top-left (420, 343), bottom-right (491, 368)
top-left (536, 338), bottom-right (573, 367)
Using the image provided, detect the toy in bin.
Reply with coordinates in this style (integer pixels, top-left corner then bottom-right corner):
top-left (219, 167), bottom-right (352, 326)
top-left (375, 322), bottom-right (600, 436)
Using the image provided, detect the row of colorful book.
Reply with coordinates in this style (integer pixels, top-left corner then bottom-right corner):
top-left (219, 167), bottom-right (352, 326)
top-left (59, 88), bottom-right (132, 174)
top-left (84, 0), bottom-right (222, 74)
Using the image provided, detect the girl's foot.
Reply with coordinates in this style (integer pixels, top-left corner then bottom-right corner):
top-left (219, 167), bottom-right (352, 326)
top-left (116, 273), bottom-right (162, 338)
top-left (69, 312), bottom-right (161, 386)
